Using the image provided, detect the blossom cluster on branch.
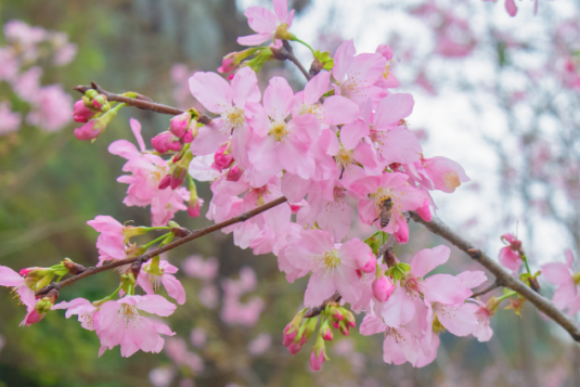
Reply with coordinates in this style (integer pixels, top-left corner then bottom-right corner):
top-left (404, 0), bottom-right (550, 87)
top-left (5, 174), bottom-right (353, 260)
top-left (0, 0), bottom-right (578, 374)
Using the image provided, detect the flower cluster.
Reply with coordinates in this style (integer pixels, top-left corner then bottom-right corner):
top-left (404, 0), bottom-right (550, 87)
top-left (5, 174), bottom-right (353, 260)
top-left (0, 20), bottom-right (76, 136)
top-left (0, 0), bottom-right (578, 373)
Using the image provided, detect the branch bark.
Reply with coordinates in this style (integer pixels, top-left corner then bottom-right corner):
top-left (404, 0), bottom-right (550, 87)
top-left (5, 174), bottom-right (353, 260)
top-left (73, 82), bottom-right (212, 124)
top-left (36, 196), bottom-right (288, 296)
top-left (410, 211), bottom-right (580, 342)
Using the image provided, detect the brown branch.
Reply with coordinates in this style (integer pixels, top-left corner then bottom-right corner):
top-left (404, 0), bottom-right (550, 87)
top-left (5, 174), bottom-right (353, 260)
top-left (36, 196), bottom-right (288, 296)
top-left (281, 40), bottom-right (312, 81)
top-left (73, 82), bottom-right (212, 124)
top-left (410, 211), bottom-right (580, 342)
top-left (471, 280), bottom-right (501, 298)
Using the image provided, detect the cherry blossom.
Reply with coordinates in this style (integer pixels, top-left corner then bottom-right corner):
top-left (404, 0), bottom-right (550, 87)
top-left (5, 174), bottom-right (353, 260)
top-left (237, 0), bottom-right (295, 46)
top-left (541, 249), bottom-right (580, 315)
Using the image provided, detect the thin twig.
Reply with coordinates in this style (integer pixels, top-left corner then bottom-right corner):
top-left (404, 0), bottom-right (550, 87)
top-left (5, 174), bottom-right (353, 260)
top-left (410, 211), bottom-right (580, 342)
top-left (36, 196), bottom-right (288, 296)
top-left (281, 40), bottom-right (311, 81)
top-left (471, 280), bottom-right (501, 298)
top-left (73, 82), bottom-right (212, 124)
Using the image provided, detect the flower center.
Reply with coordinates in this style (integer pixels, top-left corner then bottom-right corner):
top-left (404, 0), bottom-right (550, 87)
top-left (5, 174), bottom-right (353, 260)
top-left (148, 165), bottom-right (167, 187)
top-left (222, 106), bottom-right (245, 129)
top-left (383, 62), bottom-right (391, 79)
top-left (573, 273), bottom-right (580, 285)
top-left (336, 146), bottom-right (354, 168)
top-left (269, 121), bottom-right (289, 141)
top-left (118, 303), bottom-right (140, 327)
top-left (333, 186), bottom-right (345, 201)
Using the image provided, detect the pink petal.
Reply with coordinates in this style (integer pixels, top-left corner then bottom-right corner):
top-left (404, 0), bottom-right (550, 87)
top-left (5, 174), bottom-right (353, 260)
top-left (499, 247), bottom-right (521, 272)
top-left (339, 238), bottom-right (374, 269)
top-left (333, 266), bottom-right (364, 306)
top-left (129, 118), bottom-right (146, 152)
top-left (332, 40), bottom-right (356, 82)
top-left (188, 72), bottom-right (231, 113)
top-left (380, 287), bottom-right (416, 327)
top-left (278, 135), bottom-right (315, 180)
top-left (0, 266), bottom-right (24, 287)
top-left (236, 33), bottom-right (272, 46)
top-left (245, 101), bottom-right (270, 138)
top-left (281, 173), bottom-right (310, 203)
top-left (229, 67), bottom-right (260, 108)
top-left (564, 249), bottom-right (575, 269)
top-left (411, 245), bottom-right (451, 278)
top-left (360, 314), bottom-right (386, 335)
top-left (162, 274), bottom-right (186, 305)
top-left (382, 333), bottom-right (407, 365)
top-left (542, 262), bottom-right (572, 285)
top-left (436, 303), bottom-right (478, 336)
top-left (273, 0), bottom-right (288, 22)
top-left (315, 195), bottom-right (351, 242)
top-left (393, 215), bottom-right (409, 244)
top-left (340, 120), bottom-right (368, 150)
top-left (135, 295), bottom-right (177, 317)
top-left (505, 0), bottom-right (518, 17)
top-left (304, 270), bottom-right (336, 307)
top-left (303, 71), bottom-right (331, 104)
top-left (374, 93), bottom-right (414, 128)
top-left (108, 139), bottom-right (139, 160)
top-left (244, 6), bottom-right (278, 33)
top-left (424, 156), bottom-right (470, 193)
top-left (263, 76), bottom-right (293, 122)
top-left (376, 128), bottom-right (422, 164)
top-left (357, 198), bottom-right (377, 225)
top-left (456, 271), bottom-right (487, 289)
top-left (323, 95), bottom-right (359, 125)
top-left (189, 122), bottom-right (230, 156)
top-left (423, 274), bottom-right (472, 305)
top-left (347, 52), bottom-right (385, 87)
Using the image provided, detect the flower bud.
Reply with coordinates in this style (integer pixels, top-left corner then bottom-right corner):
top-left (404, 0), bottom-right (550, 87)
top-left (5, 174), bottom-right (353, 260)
top-left (170, 111), bottom-right (191, 138)
top-left (359, 255), bottom-right (377, 273)
top-left (158, 174), bottom-right (171, 190)
top-left (372, 276), bottom-right (395, 302)
top-left (73, 100), bottom-right (96, 123)
top-left (214, 144), bottom-right (234, 171)
top-left (226, 165), bottom-right (243, 181)
top-left (329, 306), bottom-right (343, 321)
top-left (151, 131), bottom-right (181, 154)
top-left (283, 323), bottom-right (298, 347)
top-left (74, 104), bottom-right (121, 141)
top-left (320, 319), bottom-right (333, 341)
top-left (309, 335), bottom-right (327, 372)
top-left (415, 198), bottom-right (432, 222)
top-left (92, 94), bottom-right (109, 112)
top-left (62, 258), bottom-right (86, 275)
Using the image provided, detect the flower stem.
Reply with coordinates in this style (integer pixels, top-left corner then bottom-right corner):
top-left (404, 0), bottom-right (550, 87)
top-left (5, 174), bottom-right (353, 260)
top-left (293, 37), bottom-right (315, 55)
top-left (142, 233), bottom-right (172, 250)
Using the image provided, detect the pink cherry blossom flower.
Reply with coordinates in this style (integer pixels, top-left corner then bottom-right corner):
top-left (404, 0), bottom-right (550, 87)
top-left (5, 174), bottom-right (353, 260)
top-left (237, 0), bottom-right (295, 46)
top-left (465, 299), bottom-right (495, 342)
top-left (372, 276), bottom-right (396, 302)
top-left (188, 67), bottom-right (260, 165)
top-left (291, 70), bottom-right (359, 129)
top-left (541, 249), bottom-right (580, 315)
top-left (87, 215), bottom-right (127, 266)
top-left (95, 294), bottom-right (176, 358)
top-left (331, 40), bottom-right (387, 106)
top-left (137, 259), bottom-right (186, 305)
top-left (309, 347), bottom-right (326, 371)
top-left (26, 84), bottom-right (73, 132)
top-left (350, 172), bottom-right (425, 236)
top-left (421, 155), bottom-right (470, 193)
top-left (0, 266), bottom-right (38, 312)
top-left (374, 44), bottom-right (399, 89)
top-left (281, 229), bottom-right (375, 307)
top-left (182, 255), bottom-right (219, 280)
top-left (498, 233), bottom-right (523, 272)
top-left (341, 96), bottom-right (422, 167)
top-left (52, 298), bottom-right (98, 330)
top-left (245, 77), bottom-right (321, 180)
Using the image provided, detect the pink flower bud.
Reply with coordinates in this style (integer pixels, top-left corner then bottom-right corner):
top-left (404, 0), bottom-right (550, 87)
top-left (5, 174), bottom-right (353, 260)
top-left (188, 201), bottom-right (200, 218)
top-left (359, 255), bottom-right (377, 273)
top-left (74, 121), bottom-right (100, 141)
top-left (226, 165), bottom-right (243, 181)
top-left (282, 323), bottom-right (297, 347)
top-left (158, 174), bottom-right (171, 190)
top-left (23, 309), bottom-right (45, 326)
top-left (214, 144), bottom-right (234, 171)
top-left (321, 328), bottom-right (333, 341)
top-left (372, 276), bottom-right (395, 302)
top-left (289, 204), bottom-right (301, 214)
top-left (217, 53), bottom-right (236, 74)
top-left (332, 321), bottom-right (339, 329)
top-left (309, 349), bottom-right (325, 372)
top-left (339, 323), bottom-right (349, 336)
top-left (151, 132), bottom-right (181, 154)
top-left (72, 100), bottom-right (95, 123)
top-left (170, 175), bottom-right (184, 190)
top-left (227, 74), bottom-right (235, 81)
top-left (170, 112), bottom-right (190, 138)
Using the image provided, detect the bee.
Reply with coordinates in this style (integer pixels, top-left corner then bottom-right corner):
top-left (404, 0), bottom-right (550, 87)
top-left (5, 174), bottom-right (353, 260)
top-left (374, 197), bottom-right (393, 228)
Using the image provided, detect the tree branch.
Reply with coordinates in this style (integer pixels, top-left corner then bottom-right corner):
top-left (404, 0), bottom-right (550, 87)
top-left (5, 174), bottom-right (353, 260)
top-left (36, 196), bottom-right (288, 296)
top-left (410, 211), bottom-right (580, 342)
top-left (73, 82), bottom-right (212, 124)
top-left (281, 40), bottom-right (311, 81)
top-left (471, 280), bottom-right (501, 298)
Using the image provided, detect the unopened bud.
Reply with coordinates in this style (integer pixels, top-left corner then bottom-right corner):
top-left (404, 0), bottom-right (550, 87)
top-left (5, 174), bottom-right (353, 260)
top-left (359, 255), bottom-right (377, 273)
top-left (214, 143), bottom-right (234, 171)
top-left (151, 131), bottom-right (181, 154)
top-left (62, 258), bottom-right (86, 275)
top-left (226, 165), bottom-right (243, 181)
top-left (73, 100), bottom-right (96, 123)
top-left (170, 111), bottom-right (191, 138)
top-left (372, 276), bottom-right (395, 302)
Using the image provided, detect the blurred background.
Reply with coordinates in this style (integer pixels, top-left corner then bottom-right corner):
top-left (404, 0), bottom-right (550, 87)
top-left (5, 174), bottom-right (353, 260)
top-left (0, 0), bottom-right (579, 386)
